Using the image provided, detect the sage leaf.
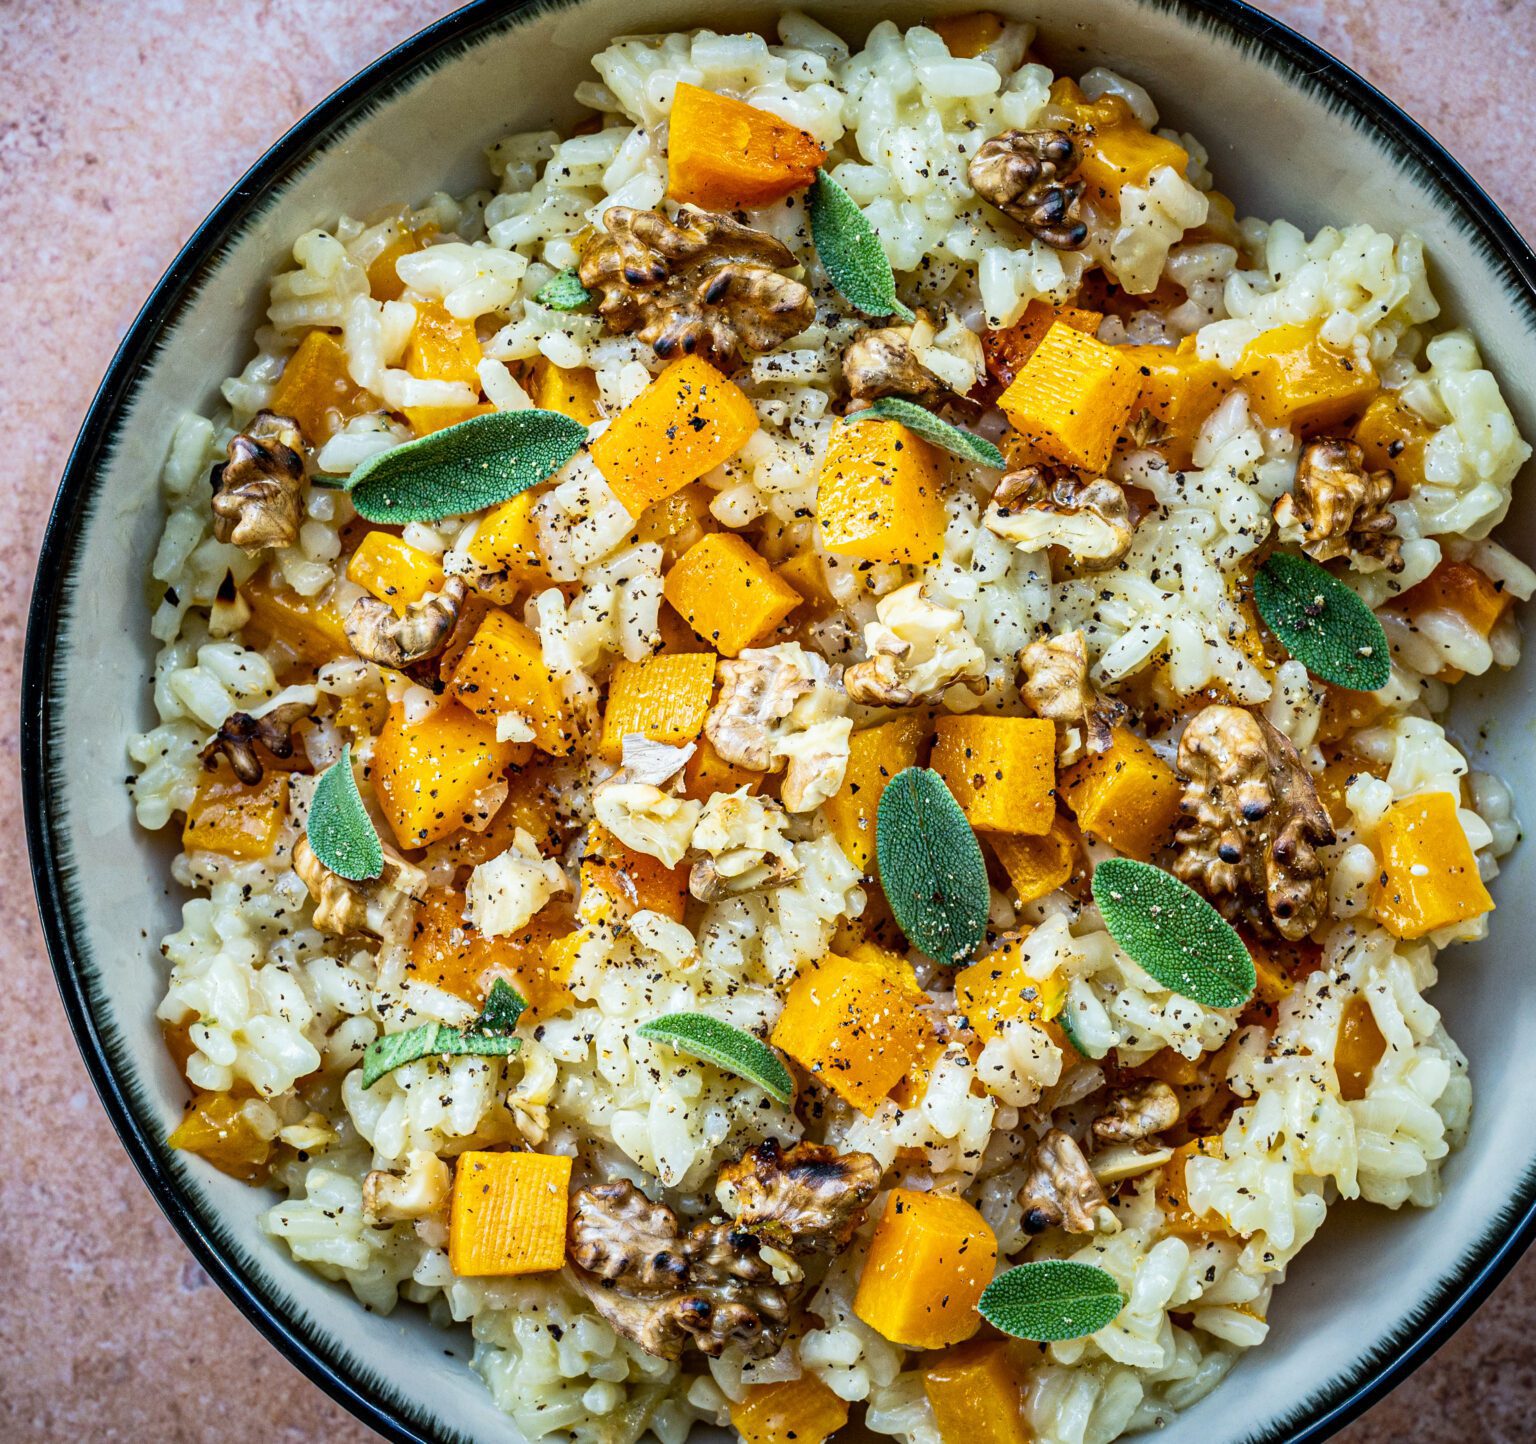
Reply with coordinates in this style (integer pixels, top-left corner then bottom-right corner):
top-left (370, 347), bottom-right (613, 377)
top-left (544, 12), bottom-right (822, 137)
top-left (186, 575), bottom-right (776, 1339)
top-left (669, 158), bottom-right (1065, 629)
top-left (348, 408), bottom-right (586, 523)
top-left (809, 169), bottom-right (914, 322)
top-left (478, 977), bottom-right (528, 1033)
top-left (306, 744), bottom-right (383, 882)
top-left (536, 269), bottom-right (592, 311)
top-left (876, 767), bottom-right (990, 965)
top-left (978, 1261), bottom-right (1126, 1342)
top-left (361, 1024), bottom-right (520, 1089)
top-left (850, 397), bottom-right (1006, 470)
top-left (1253, 550), bottom-right (1390, 692)
top-left (1091, 858), bottom-right (1256, 1009)
top-left (637, 1013), bottom-right (795, 1105)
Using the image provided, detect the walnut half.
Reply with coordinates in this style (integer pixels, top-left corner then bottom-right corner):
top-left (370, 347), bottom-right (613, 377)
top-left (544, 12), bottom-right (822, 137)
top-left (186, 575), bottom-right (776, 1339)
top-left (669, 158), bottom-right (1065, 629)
top-left (1018, 1128), bottom-right (1115, 1235)
top-left (293, 835), bottom-right (428, 945)
top-left (841, 322), bottom-right (944, 403)
top-left (345, 576), bottom-right (467, 670)
top-left (967, 129), bottom-right (1088, 250)
top-left (1273, 437), bottom-right (1403, 574)
top-left (845, 583), bottom-right (988, 707)
top-left (985, 466), bottom-right (1135, 571)
top-left (211, 411), bottom-right (307, 553)
top-left (1018, 630), bottom-right (1124, 756)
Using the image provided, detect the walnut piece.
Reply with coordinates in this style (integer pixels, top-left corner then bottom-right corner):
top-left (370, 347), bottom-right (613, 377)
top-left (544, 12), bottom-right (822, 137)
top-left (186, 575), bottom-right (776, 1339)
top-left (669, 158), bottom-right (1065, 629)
top-left (967, 129), bottom-right (1088, 250)
top-left (1091, 1080), bottom-right (1181, 1147)
top-left (345, 576), bottom-right (467, 671)
top-left (211, 411), bottom-right (307, 553)
top-left (688, 792), bottom-right (798, 901)
top-left (1174, 705), bottom-right (1336, 941)
top-left (1017, 630), bottom-right (1124, 756)
top-left (841, 322), bottom-right (944, 403)
top-left (577, 206), bottom-right (814, 365)
top-left (716, 1139), bottom-right (881, 1255)
top-left (845, 582), bottom-right (988, 707)
top-left (592, 783), bottom-right (702, 868)
top-left (292, 835), bottom-right (428, 945)
top-left (985, 466), bottom-right (1135, 570)
top-left (1273, 437), bottom-right (1403, 574)
top-left (363, 1149), bottom-right (451, 1224)
top-left (201, 699), bottom-right (312, 785)
top-left (1018, 1128), bottom-right (1115, 1235)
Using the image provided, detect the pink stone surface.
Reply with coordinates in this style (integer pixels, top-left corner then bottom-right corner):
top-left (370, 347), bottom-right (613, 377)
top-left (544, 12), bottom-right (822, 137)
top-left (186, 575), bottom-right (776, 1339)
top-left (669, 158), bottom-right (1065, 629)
top-left (2, 1), bottom-right (1534, 1440)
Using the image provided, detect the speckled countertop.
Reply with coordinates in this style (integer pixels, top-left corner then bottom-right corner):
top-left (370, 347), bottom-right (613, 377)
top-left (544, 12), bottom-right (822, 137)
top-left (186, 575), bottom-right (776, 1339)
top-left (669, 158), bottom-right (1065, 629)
top-left (3, 1), bottom-right (1534, 1439)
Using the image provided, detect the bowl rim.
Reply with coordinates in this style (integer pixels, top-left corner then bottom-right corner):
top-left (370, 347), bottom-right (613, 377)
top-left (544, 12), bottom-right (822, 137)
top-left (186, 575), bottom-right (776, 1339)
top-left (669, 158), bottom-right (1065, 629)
top-left (21, 1), bottom-right (1536, 1441)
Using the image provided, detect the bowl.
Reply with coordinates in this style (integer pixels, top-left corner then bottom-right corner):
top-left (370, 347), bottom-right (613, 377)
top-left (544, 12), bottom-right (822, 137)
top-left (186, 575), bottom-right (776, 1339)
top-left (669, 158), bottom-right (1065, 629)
top-left (22, 1), bottom-right (1536, 1440)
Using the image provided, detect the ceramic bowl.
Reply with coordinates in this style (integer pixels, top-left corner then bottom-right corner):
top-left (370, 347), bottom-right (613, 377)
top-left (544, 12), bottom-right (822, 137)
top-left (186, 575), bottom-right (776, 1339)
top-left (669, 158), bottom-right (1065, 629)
top-left (23, 1), bottom-right (1536, 1440)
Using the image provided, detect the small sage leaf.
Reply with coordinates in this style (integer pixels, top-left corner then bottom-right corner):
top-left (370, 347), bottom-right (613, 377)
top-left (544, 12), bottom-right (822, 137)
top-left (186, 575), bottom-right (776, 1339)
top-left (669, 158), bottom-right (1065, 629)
top-left (809, 169), bottom-right (915, 322)
top-left (851, 397), bottom-right (1007, 470)
top-left (1252, 551), bottom-right (1390, 692)
top-left (361, 1024), bottom-right (520, 1089)
top-left (348, 408), bottom-right (586, 523)
top-left (1092, 858), bottom-right (1256, 1009)
top-left (876, 767), bottom-right (990, 965)
top-left (536, 269), bottom-right (592, 311)
top-left (637, 1013), bottom-right (795, 1105)
top-left (478, 977), bottom-right (527, 1033)
top-left (307, 744), bottom-right (383, 882)
top-left (978, 1261), bottom-right (1126, 1342)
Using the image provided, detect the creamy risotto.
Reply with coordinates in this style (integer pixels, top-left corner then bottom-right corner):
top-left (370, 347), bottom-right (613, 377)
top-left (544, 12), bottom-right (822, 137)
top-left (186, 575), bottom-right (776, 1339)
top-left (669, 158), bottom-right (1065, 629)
top-left (130, 12), bottom-right (1533, 1444)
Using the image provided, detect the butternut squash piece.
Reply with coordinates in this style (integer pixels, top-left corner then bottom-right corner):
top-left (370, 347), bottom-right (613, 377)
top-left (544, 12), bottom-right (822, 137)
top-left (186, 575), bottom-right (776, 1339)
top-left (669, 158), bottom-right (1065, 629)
top-left (931, 716), bottom-right (1055, 836)
top-left (1312, 748), bottom-right (1387, 831)
top-left (1059, 727), bottom-right (1182, 861)
top-left (599, 652), bottom-right (718, 761)
top-left (1155, 1138), bottom-right (1233, 1240)
top-left (663, 533), bottom-right (802, 657)
top-left (1353, 390), bottom-right (1433, 499)
top-left (373, 700), bottom-right (522, 849)
top-left (580, 824), bottom-right (690, 924)
top-left (852, 1189), bottom-right (997, 1349)
top-left (460, 492), bottom-right (548, 606)
top-left (1238, 322), bottom-right (1378, 433)
top-left (449, 609), bottom-right (577, 756)
top-left (955, 935), bottom-right (1067, 1044)
top-left (366, 222), bottom-right (425, 302)
top-left (1335, 994), bottom-right (1388, 1101)
top-left (411, 888), bottom-right (575, 1014)
top-left (1374, 791), bottom-right (1494, 939)
top-left (402, 299), bottom-right (492, 436)
top-left (982, 299), bottom-right (1103, 391)
top-left (887, 1026), bottom-right (950, 1109)
top-left (823, 716), bottom-right (929, 874)
top-left (590, 355), bottom-right (759, 517)
top-left (930, 11), bottom-right (1005, 57)
top-left (1392, 558), bottom-right (1512, 638)
top-left (267, 330), bottom-right (374, 445)
top-left (729, 1375), bottom-right (849, 1444)
top-left (1049, 80), bottom-right (1189, 194)
top-left (168, 1091), bottom-right (274, 1183)
top-left (632, 481), bottom-right (717, 564)
top-left (182, 764), bottom-right (290, 860)
top-left (449, 1150), bottom-right (572, 1277)
top-left (923, 1340), bottom-right (1030, 1444)
top-left (667, 83), bottom-right (826, 211)
top-left (678, 740), bottom-right (760, 802)
top-left (816, 418), bottom-right (948, 566)
top-left (452, 756), bottom-right (576, 865)
top-left (771, 952), bottom-right (926, 1114)
top-left (986, 819), bottom-right (1078, 906)
top-left (1120, 336), bottom-right (1232, 464)
top-left (998, 321), bottom-right (1141, 472)
top-left (528, 356), bottom-right (603, 425)
top-left (346, 530), bottom-right (447, 614)
top-left (242, 568), bottom-right (350, 665)
top-left (1315, 683), bottom-right (1388, 746)
top-left (776, 549), bottom-right (834, 611)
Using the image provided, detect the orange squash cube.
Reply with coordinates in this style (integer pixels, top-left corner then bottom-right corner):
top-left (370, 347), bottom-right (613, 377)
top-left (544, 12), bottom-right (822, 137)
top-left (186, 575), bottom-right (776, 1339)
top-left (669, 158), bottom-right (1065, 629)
top-left (528, 356), bottom-right (602, 426)
top-left (590, 355), bottom-right (759, 517)
top-left (1352, 391), bottom-right (1433, 498)
top-left (449, 1151), bottom-right (572, 1277)
top-left (182, 764), bottom-right (291, 860)
top-left (1059, 727), bottom-right (1182, 861)
top-left (986, 819), bottom-right (1078, 906)
top-left (663, 533), bottom-right (802, 657)
top-left (365, 220), bottom-right (426, 302)
top-left (729, 1375), bottom-right (849, 1444)
top-left (823, 716), bottom-right (929, 874)
top-left (401, 298), bottom-right (491, 436)
top-left (1156, 1138), bottom-right (1234, 1241)
top-left (982, 300), bottom-right (1103, 390)
top-left (449, 609), bottom-right (577, 756)
top-left (242, 569), bottom-right (351, 666)
top-left (955, 935), bottom-right (1068, 1044)
top-left (816, 418), bottom-right (948, 567)
top-left (1374, 791), bottom-right (1494, 939)
top-left (168, 1091), bottom-right (275, 1184)
top-left (931, 716), bottom-right (1056, 836)
top-left (681, 739), bottom-right (762, 801)
top-left (409, 887), bottom-right (574, 1014)
top-left (346, 530), bottom-right (447, 614)
top-left (580, 824), bottom-right (690, 924)
top-left (1238, 323), bottom-right (1378, 433)
top-left (775, 549), bottom-right (833, 611)
top-left (462, 493), bottom-right (549, 605)
top-left (667, 84), bottom-right (826, 211)
top-left (931, 11), bottom-right (1006, 57)
top-left (1120, 337), bottom-right (1233, 463)
top-left (599, 652), bottom-right (718, 761)
top-left (1335, 994), bottom-right (1388, 1101)
top-left (1049, 80), bottom-right (1189, 194)
top-left (1392, 558), bottom-right (1512, 638)
top-left (853, 1189), bottom-right (997, 1349)
top-left (998, 321), bottom-right (1141, 472)
top-left (267, 330), bottom-right (375, 446)
top-left (450, 756), bottom-right (577, 865)
top-left (923, 1341), bottom-right (1030, 1444)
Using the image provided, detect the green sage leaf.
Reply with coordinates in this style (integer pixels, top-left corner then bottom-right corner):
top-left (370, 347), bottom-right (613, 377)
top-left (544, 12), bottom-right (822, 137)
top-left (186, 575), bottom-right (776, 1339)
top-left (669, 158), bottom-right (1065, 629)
top-left (478, 977), bottom-right (528, 1033)
top-left (636, 1013), bottom-right (795, 1105)
top-left (1091, 858), bottom-right (1255, 1009)
top-left (348, 408), bottom-right (586, 523)
top-left (850, 397), bottom-right (1006, 470)
top-left (978, 1261), bottom-right (1126, 1342)
top-left (360, 1024), bottom-right (520, 1090)
top-left (1252, 550), bottom-right (1390, 692)
top-left (536, 269), bottom-right (592, 312)
top-left (306, 744), bottom-right (383, 882)
top-left (876, 767), bottom-right (990, 965)
top-left (809, 169), bottom-right (915, 322)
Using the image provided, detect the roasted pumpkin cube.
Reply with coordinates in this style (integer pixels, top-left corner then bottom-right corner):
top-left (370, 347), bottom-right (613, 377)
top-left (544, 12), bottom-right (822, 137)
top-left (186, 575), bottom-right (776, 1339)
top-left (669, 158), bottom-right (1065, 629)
top-left (1392, 558), bottom-right (1512, 638)
top-left (663, 533), bottom-right (802, 657)
top-left (242, 568), bottom-right (351, 665)
top-left (462, 493), bottom-right (549, 605)
top-left (931, 716), bottom-right (1055, 836)
top-left (599, 651), bottom-right (718, 761)
top-left (923, 1341), bottom-right (1030, 1444)
top-left (816, 418), bottom-right (948, 566)
top-left (449, 609), bottom-right (576, 756)
top-left (1156, 1138), bottom-right (1233, 1240)
top-left (667, 83), bottom-right (826, 211)
top-left (1352, 391), bottom-right (1433, 498)
top-left (681, 739), bottom-right (762, 801)
top-left (1238, 322), bottom-right (1378, 433)
top-left (182, 764), bottom-right (291, 860)
top-left (1312, 748), bottom-right (1387, 831)
top-left (409, 887), bottom-right (574, 1014)
top-left (449, 1150), bottom-right (572, 1277)
top-left (853, 1189), bottom-right (997, 1349)
top-left (1335, 994), bottom-right (1388, 1101)
top-left (1059, 727), bottom-right (1182, 861)
top-left (402, 298), bottom-right (490, 436)
top-left (982, 299), bottom-right (1103, 389)
top-left (823, 716), bottom-right (929, 874)
top-left (986, 819), bottom-right (1078, 906)
top-left (1374, 791), bottom-right (1494, 939)
top-left (528, 356), bottom-right (602, 425)
top-left (1120, 336), bottom-right (1232, 462)
top-left (729, 1375), bottom-right (849, 1444)
top-left (168, 1091), bottom-right (276, 1184)
top-left (346, 530), bottom-right (447, 614)
top-left (631, 481), bottom-right (717, 564)
top-left (580, 824), bottom-right (690, 924)
top-left (590, 355), bottom-right (759, 517)
top-left (267, 330), bottom-right (375, 445)
top-left (930, 11), bottom-right (1005, 57)
top-left (955, 935), bottom-right (1067, 1044)
top-left (365, 219), bottom-right (426, 302)
top-left (451, 756), bottom-right (577, 865)
top-left (998, 321), bottom-right (1141, 472)
top-left (775, 549), bottom-right (834, 611)
top-left (1049, 80), bottom-right (1189, 193)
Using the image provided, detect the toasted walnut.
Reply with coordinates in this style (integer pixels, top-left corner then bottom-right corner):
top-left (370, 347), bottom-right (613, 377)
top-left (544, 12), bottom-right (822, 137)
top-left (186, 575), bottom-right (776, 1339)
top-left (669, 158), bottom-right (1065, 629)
top-left (1273, 438), bottom-right (1403, 574)
top-left (688, 792), bottom-right (798, 901)
top-left (1018, 630), bottom-right (1125, 756)
top-left (577, 206), bottom-right (814, 364)
top-left (345, 576), bottom-right (467, 670)
top-left (201, 699), bottom-right (312, 785)
top-left (716, 1139), bottom-right (881, 1255)
top-left (292, 835), bottom-right (428, 945)
top-left (211, 411), bottom-right (307, 553)
top-left (985, 466), bottom-right (1135, 570)
top-left (569, 1179), bottom-right (692, 1294)
top-left (841, 323), bottom-right (944, 403)
top-left (967, 129), bottom-right (1088, 250)
top-left (845, 583), bottom-right (988, 707)
top-left (1091, 1081), bottom-right (1181, 1147)
top-left (1018, 1128), bottom-right (1115, 1235)
top-left (1174, 705), bottom-right (1335, 941)
top-left (362, 1149), bottom-right (452, 1224)
top-left (593, 783), bottom-right (703, 868)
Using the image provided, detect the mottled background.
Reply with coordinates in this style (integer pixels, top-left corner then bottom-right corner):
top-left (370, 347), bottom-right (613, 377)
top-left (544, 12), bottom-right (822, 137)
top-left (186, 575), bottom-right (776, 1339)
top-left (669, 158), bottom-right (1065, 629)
top-left (3, 0), bottom-right (1534, 1439)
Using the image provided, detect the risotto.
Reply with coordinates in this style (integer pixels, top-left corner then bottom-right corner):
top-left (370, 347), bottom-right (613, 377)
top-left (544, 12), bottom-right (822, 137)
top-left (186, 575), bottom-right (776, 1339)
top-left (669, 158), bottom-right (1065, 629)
top-left (129, 12), bottom-right (1533, 1444)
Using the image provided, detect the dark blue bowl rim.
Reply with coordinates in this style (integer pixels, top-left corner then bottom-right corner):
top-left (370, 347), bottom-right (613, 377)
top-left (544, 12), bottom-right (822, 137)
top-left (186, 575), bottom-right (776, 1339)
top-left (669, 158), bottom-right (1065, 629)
top-left (20, 1), bottom-right (1536, 1441)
